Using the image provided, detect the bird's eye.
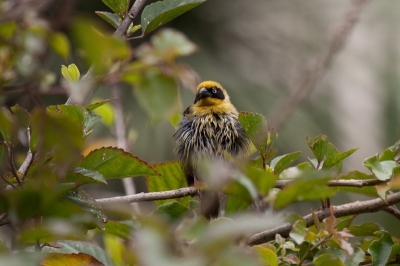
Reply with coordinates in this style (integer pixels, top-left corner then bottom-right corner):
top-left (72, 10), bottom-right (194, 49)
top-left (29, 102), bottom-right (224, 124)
top-left (212, 88), bottom-right (217, 94)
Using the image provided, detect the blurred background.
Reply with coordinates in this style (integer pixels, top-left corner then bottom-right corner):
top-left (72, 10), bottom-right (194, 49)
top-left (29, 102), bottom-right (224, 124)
top-left (2, 0), bottom-right (400, 233)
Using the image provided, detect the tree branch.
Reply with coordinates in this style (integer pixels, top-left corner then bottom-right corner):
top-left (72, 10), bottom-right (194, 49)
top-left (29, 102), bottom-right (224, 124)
top-left (96, 187), bottom-right (198, 204)
top-left (269, 0), bottom-right (371, 131)
top-left (275, 178), bottom-right (384, 189)
top-left (248, 191), bottom-right (400, 246)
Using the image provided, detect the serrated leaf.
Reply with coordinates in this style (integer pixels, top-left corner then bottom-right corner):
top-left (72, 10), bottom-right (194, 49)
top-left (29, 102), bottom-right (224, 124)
top-left (368, 231), bottom-right (394, 266)
top-left (147, 161), bottom-right (188, 206)
top-left (323, 148), bottom-right (358, 170)
top-left (85, 98), bottom-right (115, 111)
top-left (274, 171), bottom-right (336, 209)
top-left (49, 33), bottom-right (70, 59)
top-left (349, 222), bottom-right (380, 236)
top-left (96, 11), bottom-right (120, 28)
top-left (141, 0), bottom-right (207, 34)
top-left (42, 240), bottom-right (112, 266)
top-left (334, 171), bottom-right (378, 197)
top-left (239, 112), bottom-right (268, 158)
top-left (79, 147), bottom-right (160, 180)
top-left (271, 151), bottom-right (301, 176)
top-left (61, 64), bottom-right (80, 82)
top-left (364, 154), bottom-right (396, 181)
top-left (154, 201), bottom-right (189, 220)
top-left (66, 167), bottom-right (107, 185)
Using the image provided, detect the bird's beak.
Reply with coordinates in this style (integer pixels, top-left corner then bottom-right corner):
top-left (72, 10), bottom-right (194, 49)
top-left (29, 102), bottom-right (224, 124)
top-left (198, 87), bottom-right (212, 99)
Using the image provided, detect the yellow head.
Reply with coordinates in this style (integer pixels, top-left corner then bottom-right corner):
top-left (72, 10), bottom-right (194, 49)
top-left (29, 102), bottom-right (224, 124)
top-left (192, 81), bottom-right (237, 115)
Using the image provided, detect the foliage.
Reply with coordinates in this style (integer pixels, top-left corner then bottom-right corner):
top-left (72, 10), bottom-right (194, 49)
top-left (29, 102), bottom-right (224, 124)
top-left (1, 0), bottom-right (400, 265)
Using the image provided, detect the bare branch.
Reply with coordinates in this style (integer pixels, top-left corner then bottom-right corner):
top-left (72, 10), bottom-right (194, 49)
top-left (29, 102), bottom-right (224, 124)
top-left (248, 191), bottom-right (400, 246)
top-left (382, 205), bottom-right (400, 221)
top-left (275, 178), bottom-right (385, 189)
top-left (96, 187), bottom-right (198, 205)
top-left (269, 0), bottom-right (371, 131)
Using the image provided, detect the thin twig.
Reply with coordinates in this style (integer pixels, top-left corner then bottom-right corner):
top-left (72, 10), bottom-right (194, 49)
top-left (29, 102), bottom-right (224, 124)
top-left (275, 178), bottom-right (385, 189)
top-left (269, 0), bottom-right (371, 131)
top-left (248, 191), bottom-right (400, 246)
top-left (382, 205), bottom-right (400, 220)
top-left (20, 127), bottom-right (35, 182)
top-left (96, 187), bottom-right (198, 204)
top-left (9, 150), bottom-right (22, 186)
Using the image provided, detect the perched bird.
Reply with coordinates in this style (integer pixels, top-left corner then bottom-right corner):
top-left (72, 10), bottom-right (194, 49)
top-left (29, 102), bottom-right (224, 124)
top-left (173, 81), bottom-right (250, 219)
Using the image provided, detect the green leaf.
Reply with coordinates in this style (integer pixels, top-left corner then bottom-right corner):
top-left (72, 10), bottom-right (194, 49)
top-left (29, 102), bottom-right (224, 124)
top-left (289, 219), bottom-right (307, 244)
top-left (0, 142), bottom-right (8, 173)
top-left (134, 71), bottom-right (178, 122)
top-left (10, 104), bottom-right (30, 130)
top-left (141, 0), bottom-right (207, 34)
top-left (306, 135), bottom-right (330, 163)
top-left (274, 171), bottom-right (336, 209)
top-left (42, 240), bottom-right (112, 266)
top-left (85, 98), bottom-right (115, 111)
top-left (323, 148), bottom-right (358, 170)
top-left (154, 201), bottom-right (189, 220)
top-left (95, 11), bottom-right (120, 28)
top-left (66, 167), bottom-right (107, 185)
top-left (335, 215), bottom-right (355, 231)
top-left (349, 222), bottom-right (380, 236)
top-left (271, 151), bottom-right (301, 176)
top-left (61, 64), bottom-right (80, 82)
top-left (101, 220), bottom-right (135, 239)
top-left (334, 171), bottom-right (378, 197)
top-left (368, 231), bottom-right (394, 266)
top-left (254, 245), bottom-right (278, 266)
top-left (380, 143), bottom-right (399, 161)
top-left (0, 107), bottom-right (16, 146)
top-left (238, 112), bottom-right (269, 158)
top-left (48, 33), bottom-right (70, 59)
top-left (102, 0), bottom-right (128, 18)
top-left (344, 247), bottom-right (365, 266)
top-left (147, 161), bottom-right (189, 206)
top-left (79, 147), bottom-right (160, 179)
top-left (388, 244), bottom-right (400, 262)
top-left (246, 166), bottom-right (277, 196)
top-left (364, 154), bottom-right (396, 181)
top-left (313, 254), bottom-right (345, 266)
top-left (225, 181), bottom-right (253, 213)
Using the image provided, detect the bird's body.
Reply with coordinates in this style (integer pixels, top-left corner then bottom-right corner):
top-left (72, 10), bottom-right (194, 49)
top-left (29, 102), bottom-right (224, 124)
top-left (173, 81), bottom-right (249, 219)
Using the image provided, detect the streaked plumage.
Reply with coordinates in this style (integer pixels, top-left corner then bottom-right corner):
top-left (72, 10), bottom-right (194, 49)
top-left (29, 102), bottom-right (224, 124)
top-left (173, 81), bottom-right (249, 219)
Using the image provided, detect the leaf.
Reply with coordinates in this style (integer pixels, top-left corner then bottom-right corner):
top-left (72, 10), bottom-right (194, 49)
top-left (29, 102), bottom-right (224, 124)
top-left (95, 11), bottom-right (120, 28)
top-left (274, 171), bottom-right (336, 209)
top-left (306, 135), bottom-right (330, 163)
top-left (79, 147), bottom-right (160, 179)
top-left (66, 167), bottom-right (107, 185)
top-left (368, 231), bottom-right (394, 266)
top-left (313, 254), bottom-right (345, 266)
top-left (364, 154), bottom-right (397, 181)
top-left (388, 244), bottom-right (400, 262)
top-left (225, 181), bottom-right (253, 213)
top-left (49, 33), bottom-right (70, 59)
top-left (380, 142), bottom-right (399, 161)
top-left (344, 247), bottom-right (365, 266)
top-left (350, 222), bottom-right (380, 236)
top-left (141, 0), bottom-right (207, 34)
top-left (41, 253), bottom-right (104, 266)
top-left (335, 171), bottom-right (378, 197)
top-left (0, 142), bottom-right (8, 173)
top-left (147, 161), bottom-right (188, 206)
top-left (42, 240), bottom-right (112, 266)
top-left (100, 220), bottom-right (135, 239)
top-left (10, 104), bottom-right (30, 130)
top-left (271, 151), bottom-right (301, 176)
top-left (289, 219), bottom-right (307, 244)
top-left (61, 64), bottom-right (80, 82)
top-left (154, 201), bottom-right (189, 220)
top-left (0, 107), bottom-right (16, 146)
top-left (89, 98), bottom-right (115, 127)
top-left (322, 148), bottom-right (358, 170)
top-left (246, 166), bottom-right (277, 196)
top-left (254, 245), bottom-right (278, 266)
top-left (102, 0), bottom-right (128, 18)
top-left (134, 71), bottom-right (179, 122)
top-left (85, 98), bottom-right (115, 111)
top-left (238, 112), bottom-right (269, 158)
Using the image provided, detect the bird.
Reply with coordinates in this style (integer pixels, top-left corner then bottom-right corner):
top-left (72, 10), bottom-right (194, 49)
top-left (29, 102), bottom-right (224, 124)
top-left (173, 81), bottom-right (250, 219)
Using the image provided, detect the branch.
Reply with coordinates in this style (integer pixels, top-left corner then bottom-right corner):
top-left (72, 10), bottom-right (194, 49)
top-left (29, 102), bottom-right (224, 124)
top-left (275, 178), bottom-right (384, 189)
top-left (96, 187), bottom-right (198, 204)
top-left (248, 191), bottom-right (400, 246)
top-left (382, 205), bottom-right (400, 221)
top-left (268, 0), bottom-right (370, 131)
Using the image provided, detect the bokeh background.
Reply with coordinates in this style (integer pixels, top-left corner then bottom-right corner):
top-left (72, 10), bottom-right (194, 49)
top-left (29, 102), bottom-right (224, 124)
top-left (3, 0), bottom-right (400, 234)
